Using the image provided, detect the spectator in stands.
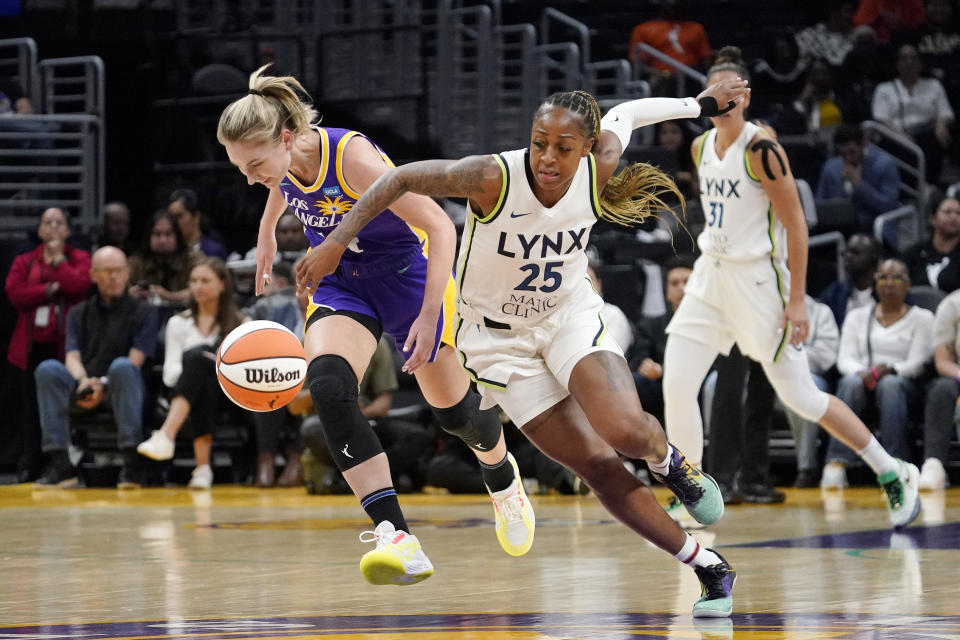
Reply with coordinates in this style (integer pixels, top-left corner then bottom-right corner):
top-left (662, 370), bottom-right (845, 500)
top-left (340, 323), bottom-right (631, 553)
top-left (815, 124), bottom-right (900, 238)
top-left (783, 295), bottom-right (840, 487)
top-left (903, 196), bottom-right (960, 292)
top-left (872, 44), bottom-right (955, 185)
top-left (243, 260), bottom-right (306, 487)
top-left (301, 335), bottom-right (434, 495)
top-left (653, 120), bottom-right (699, 200)
top-left (778, 58), bottom-right (843, 135)
top-left (819, 232), bottom-right (881, 328)
top-left (795, 1), bottom-right (857, 66)
top-left (822, 258), bottom-right (934, 488)
top-left (242, 212), bottom-right (309, 260)
top-left (5, 208), bottom-right (91, 482)
top-left (629, 255), bottom-right (693, 426)
top-left (836, 25), bottom-right (886, 124)
top-left (628, 0), bottom-right (712, 96)
top-left (855, 0), bottom-right (926, 44)
top-left (136, 257), bottom-right (246, 489)
top-left (751, 33), bottom-right (809, 122)
top-left (919, 286), bottom-right (960, 489)
top-left (99, 201), bottom-right (135, 255)
top-left (0, 75), bottom-right (33, 114)
top-left (33, 247), bottom-right (158, 489)
top-left (167, 188), bottom-right (230, 260)
top-left (128, 210), bottom-right (202, 309)
top-left (910, 0), bottom-right (960, 109)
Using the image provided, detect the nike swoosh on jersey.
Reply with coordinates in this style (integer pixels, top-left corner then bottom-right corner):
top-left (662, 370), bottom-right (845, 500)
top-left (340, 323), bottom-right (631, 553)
top-left (510, 211), bottom-right (534, 218)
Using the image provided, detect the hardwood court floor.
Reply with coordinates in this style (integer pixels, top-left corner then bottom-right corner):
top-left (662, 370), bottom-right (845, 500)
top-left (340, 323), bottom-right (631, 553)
top-left (0, 484), bottom-right (958, 639)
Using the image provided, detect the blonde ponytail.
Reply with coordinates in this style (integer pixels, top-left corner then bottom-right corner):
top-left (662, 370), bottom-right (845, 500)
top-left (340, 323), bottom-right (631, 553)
top-left (216, 65), bottom-right (318, 145)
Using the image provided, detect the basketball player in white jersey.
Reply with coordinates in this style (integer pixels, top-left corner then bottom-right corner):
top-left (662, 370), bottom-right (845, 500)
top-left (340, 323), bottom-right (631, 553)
top-left (298, 80), bottom-right (748, 616)
top-left (662, 46), bottom-right (921, 529)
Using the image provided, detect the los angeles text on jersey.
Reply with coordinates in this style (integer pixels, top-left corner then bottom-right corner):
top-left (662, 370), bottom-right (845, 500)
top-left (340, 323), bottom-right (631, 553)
top-left (283, 191), bottom-right (349, 229)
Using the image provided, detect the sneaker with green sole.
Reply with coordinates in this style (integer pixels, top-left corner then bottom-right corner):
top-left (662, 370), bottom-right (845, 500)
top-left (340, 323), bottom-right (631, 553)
top-left (878, 459), bottom-right (921, 530)
top-left (651, 447), bottom-right (724, 526)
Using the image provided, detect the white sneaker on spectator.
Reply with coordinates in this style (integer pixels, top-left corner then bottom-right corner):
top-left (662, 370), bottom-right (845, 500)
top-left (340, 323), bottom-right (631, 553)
top-left (188, 464), bottom-right (213, 490)
top-left (918, 458), bottom-right (948, 490)
top-left (820, 461), bottom-right (848, 489)
top-left (137, 430), bottom-right (174, 461)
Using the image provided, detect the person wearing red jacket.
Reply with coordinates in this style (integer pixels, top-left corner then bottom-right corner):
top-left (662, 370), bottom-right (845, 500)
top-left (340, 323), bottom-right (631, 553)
top-left (5, 208), bottom-right (91, 482)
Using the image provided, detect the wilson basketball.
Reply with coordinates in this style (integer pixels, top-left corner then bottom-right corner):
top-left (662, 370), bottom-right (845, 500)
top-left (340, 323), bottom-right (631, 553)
top-left (217, 320), bottom-right (307, 412)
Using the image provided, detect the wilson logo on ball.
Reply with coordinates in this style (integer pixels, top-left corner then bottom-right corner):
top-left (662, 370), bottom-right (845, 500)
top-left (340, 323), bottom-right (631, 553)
top-left (216, 320), bottom-right (307, 412)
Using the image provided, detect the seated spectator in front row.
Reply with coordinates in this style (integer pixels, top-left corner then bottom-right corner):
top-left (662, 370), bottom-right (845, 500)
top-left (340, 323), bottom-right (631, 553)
top-left (629, 255), bottom-right (694, 425)
top-left (902, 197), bottom-right (960, 293)
top-left (168, 188), bottom-right (230, 260)
top-left (128, 210), bottom-right (203, 309)
top-left (782, 295), bottom-right (840, 487)
top-left (98, 201), bottom-right (135, 255)
top-left (821, 259), bottom-right (934, 488)
top-left (33, 247), bottom-right (158, 488)
top-left (819, 232), bottom-right (881, 328)
top-left (919, 287), bottom-right (960, 489)
top-left (136, 257), bottom-right (246, 489)
top-left (815, 124), bottom-right (900, 242)
top-left (243, 212), bottom-right (310, 260)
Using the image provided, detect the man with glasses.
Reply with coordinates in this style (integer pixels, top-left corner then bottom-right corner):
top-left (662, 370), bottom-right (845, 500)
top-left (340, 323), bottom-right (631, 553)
top-left (33, 247), bottom-right (158, 489)
top-left (821, 259), bottom-right (934, 488)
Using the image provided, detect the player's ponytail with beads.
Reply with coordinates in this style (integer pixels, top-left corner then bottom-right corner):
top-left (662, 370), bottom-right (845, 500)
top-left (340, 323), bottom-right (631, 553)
top-left (539, 90), bottom-right (684, 227)
top-left (217, 65), bottom-right (319, 145)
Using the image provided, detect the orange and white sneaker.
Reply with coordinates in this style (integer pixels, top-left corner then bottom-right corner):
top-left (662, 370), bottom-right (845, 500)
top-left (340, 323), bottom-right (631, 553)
top-left (488, 453), bottom-right (536, 556)
top-left (359, 521), bottom-right (433, 586)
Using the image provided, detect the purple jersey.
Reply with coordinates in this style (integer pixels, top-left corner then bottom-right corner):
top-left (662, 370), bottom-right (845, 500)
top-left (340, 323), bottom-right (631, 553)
top-left (277, 126), bottom-right (425, 272)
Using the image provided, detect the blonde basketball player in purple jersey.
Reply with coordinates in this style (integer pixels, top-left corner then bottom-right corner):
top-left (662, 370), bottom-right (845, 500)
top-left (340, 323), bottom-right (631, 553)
top-left (216, 66), bottom-right (535, 586)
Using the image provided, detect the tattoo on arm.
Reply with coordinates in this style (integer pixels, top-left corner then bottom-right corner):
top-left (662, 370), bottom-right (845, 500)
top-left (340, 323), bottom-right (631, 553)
top-left (750, 139), bottom-right (787, 180)
top-left (329, 156), bottom-right (494, 246)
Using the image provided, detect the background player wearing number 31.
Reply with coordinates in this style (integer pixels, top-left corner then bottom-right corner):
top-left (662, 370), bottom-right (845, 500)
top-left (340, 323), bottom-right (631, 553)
top-left (661, 46), bottom-right (921, 530)
top-left (299, 76), bottom-right (748, 616)
top-left (216, 66), bottom-right (536, 587)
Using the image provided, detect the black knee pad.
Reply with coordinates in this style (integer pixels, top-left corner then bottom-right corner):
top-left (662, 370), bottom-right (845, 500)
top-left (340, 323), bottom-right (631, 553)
top-left (432, 389), bottom-right (503, 452)
top-left (307, 355), bottom-right (383, 471)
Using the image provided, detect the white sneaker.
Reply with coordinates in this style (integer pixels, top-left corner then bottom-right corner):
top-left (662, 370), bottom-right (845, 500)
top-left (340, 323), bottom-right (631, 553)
top-left (488, 452), bottom-right (535, 557)
top-left (359, 521), bottom-right (433, 585)
top-left (137, 430), bottom-right (174, 461)
top-left (879, 459), bottom-right (921, 529)
top-left (820, 461), bottom-right (848, 489)
top-left (918, 457), bottom-right (948, 490)
top-left (188, 464), bottom-right (213, 490)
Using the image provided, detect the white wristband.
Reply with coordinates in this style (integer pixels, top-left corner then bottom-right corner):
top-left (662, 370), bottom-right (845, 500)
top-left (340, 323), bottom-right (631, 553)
top-left (600, 97), bottom-right (701, 152)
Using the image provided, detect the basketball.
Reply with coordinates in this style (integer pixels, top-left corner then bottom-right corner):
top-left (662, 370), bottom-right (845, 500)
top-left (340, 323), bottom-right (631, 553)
top-left (216, 320), bottom-right (307, 412)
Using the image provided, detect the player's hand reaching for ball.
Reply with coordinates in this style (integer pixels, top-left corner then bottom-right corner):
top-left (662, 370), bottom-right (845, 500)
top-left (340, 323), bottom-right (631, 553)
top-left (783, 298), bottom-right (809, 346)
top-left (296, 238), bottom-right (346, 298)
top-left (254, 233), bottom-right (277, 296)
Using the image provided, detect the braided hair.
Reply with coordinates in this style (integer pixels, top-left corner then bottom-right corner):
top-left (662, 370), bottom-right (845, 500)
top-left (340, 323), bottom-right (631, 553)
top-left (537, 90), bottom-right (684, 227)
top-left (217, 65), bottom-right (319, 145)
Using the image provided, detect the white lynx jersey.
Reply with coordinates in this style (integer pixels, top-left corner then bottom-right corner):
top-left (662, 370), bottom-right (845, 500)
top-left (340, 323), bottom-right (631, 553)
top-left (695, 120), bottom-right (787, 262)
top-left (456, 148), bottom-right (603, 328)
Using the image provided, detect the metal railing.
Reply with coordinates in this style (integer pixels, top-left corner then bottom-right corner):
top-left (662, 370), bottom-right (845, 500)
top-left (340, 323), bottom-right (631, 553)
top-left (808, 231), bottom-right (847, 284)
top-left (492, 23), bottom-right (538, 150)
top-left (0, 114), bottom-right (104, 236)
top-left (861, 120), bottom-right (927, 207)
top-left (0, 37), bottom-right (37, 107)
top-left (631, 42), bottom-right (706, 97)
top-left (540, 8), bottom-right (590, 71)
top-left (39, 56), bottom-right (105, 116)
top-left (873, 204), bottom-right (920, 252)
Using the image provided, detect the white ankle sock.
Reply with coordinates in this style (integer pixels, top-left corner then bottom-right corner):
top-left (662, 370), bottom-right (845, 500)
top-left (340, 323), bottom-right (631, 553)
top-left (648, 445), bottom-right (674, 476)
top-left (675, 533), bottom-right (721, 568)
top-left (858, 436), bottom-right (898, 476)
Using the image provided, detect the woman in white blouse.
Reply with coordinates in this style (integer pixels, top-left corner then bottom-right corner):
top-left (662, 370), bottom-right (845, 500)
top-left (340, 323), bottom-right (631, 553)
top-left (822, 258), bottom-right (934, 488)
top-left (137, 257), bottom-right (246, 489)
